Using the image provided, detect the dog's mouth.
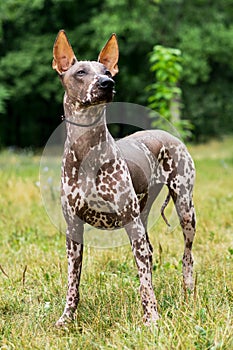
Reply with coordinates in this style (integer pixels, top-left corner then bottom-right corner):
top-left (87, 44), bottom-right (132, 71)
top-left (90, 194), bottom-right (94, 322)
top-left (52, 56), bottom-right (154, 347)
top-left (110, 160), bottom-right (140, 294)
top-left (80, 88), bottom-right (115, 107)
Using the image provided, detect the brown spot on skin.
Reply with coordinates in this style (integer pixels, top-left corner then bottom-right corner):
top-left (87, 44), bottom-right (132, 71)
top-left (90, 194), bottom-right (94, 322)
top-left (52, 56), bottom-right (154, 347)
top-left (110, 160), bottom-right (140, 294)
top-left (112, 171), bottom-right (123, 181)
top-left (102, 193), bottom-right (114, 202)
top-left (163, 157), bottom-right (171, 172)
top-left (100, 185), bottom-right (106, 192)
top-left (191, 212), bottom-right (196, 228)
top-left (107, 165), bottom-right (114, 174)
top-left (102, 175), bottom-right (112, 184)
top-left (185, 239), bottom-right (192, 250)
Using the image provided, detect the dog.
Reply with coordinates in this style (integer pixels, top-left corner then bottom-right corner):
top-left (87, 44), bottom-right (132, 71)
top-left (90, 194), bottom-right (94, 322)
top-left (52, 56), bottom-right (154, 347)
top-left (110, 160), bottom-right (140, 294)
top-left (52, 30), bottom-right (196, 326)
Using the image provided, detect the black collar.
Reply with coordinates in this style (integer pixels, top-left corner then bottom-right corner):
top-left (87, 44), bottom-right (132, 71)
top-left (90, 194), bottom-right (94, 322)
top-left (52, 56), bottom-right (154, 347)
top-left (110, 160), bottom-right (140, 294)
top-left (61, 114), bottom-right (103, 127)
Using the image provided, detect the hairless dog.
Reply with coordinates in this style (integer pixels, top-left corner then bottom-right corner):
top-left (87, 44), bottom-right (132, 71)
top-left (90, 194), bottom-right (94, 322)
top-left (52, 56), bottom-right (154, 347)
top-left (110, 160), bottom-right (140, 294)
top-left (52, 30), bottom-right (196, 327)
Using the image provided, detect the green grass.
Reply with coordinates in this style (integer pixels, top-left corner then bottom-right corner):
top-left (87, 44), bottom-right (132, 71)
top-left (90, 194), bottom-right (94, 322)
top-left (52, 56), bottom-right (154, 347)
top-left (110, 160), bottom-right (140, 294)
top-left (0, 137), bottom-right (233, 350)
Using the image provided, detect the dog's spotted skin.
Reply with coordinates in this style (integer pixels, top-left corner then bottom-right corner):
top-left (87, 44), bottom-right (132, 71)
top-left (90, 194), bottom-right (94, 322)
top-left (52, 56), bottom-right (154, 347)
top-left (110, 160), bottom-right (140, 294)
top-left (52, 31), bottom-right (196, 327)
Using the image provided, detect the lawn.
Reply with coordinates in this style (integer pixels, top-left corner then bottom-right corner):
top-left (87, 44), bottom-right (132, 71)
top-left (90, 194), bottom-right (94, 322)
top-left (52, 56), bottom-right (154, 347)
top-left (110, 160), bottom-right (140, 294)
top-left (0, 137), bottom-right (233, 350)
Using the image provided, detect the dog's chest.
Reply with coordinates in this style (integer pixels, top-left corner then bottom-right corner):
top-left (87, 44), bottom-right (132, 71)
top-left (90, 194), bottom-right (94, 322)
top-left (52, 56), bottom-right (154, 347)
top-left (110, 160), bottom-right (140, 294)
top-left (61, 143), bottom-right (140, 229)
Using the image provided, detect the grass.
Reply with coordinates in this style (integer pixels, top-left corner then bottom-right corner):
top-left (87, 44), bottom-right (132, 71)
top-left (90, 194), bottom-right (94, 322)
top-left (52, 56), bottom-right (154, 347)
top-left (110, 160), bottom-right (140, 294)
top-left (0, 137), bottom-right (233, 349)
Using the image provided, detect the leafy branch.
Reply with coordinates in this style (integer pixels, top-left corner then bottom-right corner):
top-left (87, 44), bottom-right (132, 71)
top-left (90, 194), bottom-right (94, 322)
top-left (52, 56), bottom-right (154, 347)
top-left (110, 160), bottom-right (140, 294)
top-left (147, 45), bottom-right (193, 139)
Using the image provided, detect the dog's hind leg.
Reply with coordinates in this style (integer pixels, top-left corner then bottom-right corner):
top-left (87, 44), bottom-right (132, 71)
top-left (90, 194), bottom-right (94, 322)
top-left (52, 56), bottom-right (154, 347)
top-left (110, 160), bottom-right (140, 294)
top-left (163, 144), bottom-right (196, 291)
top-left (170, 189), bottom-right (196, 291)
top-left (56, 224), bottom-right (84, 327)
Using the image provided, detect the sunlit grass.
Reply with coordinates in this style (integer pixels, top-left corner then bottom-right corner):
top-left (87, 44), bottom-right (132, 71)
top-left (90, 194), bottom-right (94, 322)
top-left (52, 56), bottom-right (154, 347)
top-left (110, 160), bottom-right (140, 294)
top-left (0, 137), bottom-right (233, 349)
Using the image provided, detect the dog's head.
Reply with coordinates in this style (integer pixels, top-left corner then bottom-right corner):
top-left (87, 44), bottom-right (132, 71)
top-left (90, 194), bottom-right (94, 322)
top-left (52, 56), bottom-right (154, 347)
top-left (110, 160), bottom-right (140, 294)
top-left (52, 30), bottom-right (119, 107)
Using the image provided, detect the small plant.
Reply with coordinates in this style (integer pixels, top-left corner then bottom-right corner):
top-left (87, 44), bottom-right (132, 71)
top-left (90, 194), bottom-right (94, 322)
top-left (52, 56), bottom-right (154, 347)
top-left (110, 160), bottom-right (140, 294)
top-left (147, 45), bottom-right (193, 139)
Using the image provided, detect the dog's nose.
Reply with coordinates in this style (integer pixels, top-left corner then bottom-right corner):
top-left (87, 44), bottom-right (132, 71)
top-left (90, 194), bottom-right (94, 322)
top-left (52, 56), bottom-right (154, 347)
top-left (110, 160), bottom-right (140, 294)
top-left (99, 76), bottom-right (115, 89)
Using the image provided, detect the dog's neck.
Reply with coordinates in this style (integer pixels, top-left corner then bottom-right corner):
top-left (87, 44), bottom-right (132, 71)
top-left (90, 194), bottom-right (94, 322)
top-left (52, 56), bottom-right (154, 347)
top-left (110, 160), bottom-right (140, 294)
top-left (63, 93), bottom-right (111, 156)
top-left (63, 93), bottom-right (107, 124)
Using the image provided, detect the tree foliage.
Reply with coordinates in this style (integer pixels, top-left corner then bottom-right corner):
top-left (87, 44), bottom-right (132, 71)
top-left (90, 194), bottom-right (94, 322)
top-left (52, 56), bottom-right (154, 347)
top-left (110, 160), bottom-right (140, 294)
top-left (0, 0), bottom-right (232, 147)
top-left (155, 0), bottom-right (233, 141)
top-left (147, 45), bottom-right (183, 121)
top-left (147, 45), bottom-right (193, 139)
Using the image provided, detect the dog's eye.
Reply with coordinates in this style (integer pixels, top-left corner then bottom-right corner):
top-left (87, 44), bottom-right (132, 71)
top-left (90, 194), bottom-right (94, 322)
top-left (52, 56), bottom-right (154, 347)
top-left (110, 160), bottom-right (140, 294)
top-left (76, 70), bottom-right (86, 76)
top-left (105, 70), bottom-right (112, 77)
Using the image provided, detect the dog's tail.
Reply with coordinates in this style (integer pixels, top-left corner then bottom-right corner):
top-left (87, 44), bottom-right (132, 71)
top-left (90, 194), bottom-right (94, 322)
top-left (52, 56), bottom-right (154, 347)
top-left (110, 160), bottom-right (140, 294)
top-left (161, 192), bottom-right (171, 227)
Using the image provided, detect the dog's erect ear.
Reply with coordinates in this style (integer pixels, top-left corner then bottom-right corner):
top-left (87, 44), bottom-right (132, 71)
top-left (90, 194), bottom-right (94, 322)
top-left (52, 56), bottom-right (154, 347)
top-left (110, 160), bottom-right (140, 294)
top-left (52, 30), bottom-right (77, 74)
top-left (98, 34), bottom-right (119, 76)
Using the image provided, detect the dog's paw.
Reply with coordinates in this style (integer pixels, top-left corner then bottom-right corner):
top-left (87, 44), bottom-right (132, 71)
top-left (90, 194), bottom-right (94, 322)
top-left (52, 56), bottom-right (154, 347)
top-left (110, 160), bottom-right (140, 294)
top-left (55, 315), bottom-right (73, 329)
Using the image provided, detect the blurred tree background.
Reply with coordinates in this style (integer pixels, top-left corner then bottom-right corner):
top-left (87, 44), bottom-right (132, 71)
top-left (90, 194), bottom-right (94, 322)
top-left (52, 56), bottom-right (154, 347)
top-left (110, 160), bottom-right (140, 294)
top-left (0, 0), bottom-right (233, 147)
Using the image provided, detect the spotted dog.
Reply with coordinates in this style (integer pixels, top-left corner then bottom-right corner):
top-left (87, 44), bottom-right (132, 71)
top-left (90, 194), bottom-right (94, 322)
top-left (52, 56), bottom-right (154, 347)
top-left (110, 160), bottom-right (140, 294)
top-left (52, 30), bottom-right (196, 326)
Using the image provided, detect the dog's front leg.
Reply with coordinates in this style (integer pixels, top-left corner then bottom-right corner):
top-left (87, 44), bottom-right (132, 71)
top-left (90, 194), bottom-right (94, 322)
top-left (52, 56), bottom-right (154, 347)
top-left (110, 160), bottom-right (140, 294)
top-left (126, 218), bottom-right (159, 325)
top-left (56, 227), bottom-right (84, 327)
